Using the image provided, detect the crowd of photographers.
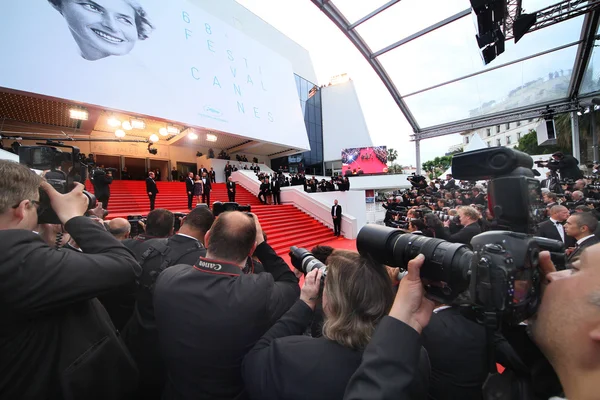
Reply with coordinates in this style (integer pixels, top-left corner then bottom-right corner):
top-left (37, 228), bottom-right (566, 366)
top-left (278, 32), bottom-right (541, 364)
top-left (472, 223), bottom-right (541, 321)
top-left (2, 151), bottom-right (600, 400)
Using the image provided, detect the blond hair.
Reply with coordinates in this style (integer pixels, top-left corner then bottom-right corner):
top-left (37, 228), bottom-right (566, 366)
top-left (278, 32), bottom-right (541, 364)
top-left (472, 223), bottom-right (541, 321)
top-left (0, 161), bottom-right (42, 214)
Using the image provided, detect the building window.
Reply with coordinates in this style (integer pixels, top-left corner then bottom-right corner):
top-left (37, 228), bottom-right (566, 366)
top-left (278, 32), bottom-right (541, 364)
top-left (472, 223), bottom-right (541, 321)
top-left (487, 141), bottom-right (491, 147)
top-left (505, 123), bottom-right (510, 130)
top-left (516, 121), bottom-right (521, 127)
top-left (516, 132), bottom-right (521, 140)
top-left (465, 136), bottom-right (470, 144)
top-left (486, 128), bottom-right (491, 137)
top-left (496, 125), bottom-right (500, 133)
top-left (496, 138), bottom-right (501, 146)
top-left (528, 118), bottom-right (534, 122)
top-left (506, 135), bottom-right (512, 145)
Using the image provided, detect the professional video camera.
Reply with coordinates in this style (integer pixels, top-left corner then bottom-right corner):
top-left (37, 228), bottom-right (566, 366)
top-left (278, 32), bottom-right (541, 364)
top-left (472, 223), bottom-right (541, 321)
top-left (407, 173), bottom-right (427, 188)
top-left (18, 142), bottom-right (96, 224)
top-left (91, 166), bottom-right (117, 179)
top-left (359, 147), bottom-right (565, 326)
top-left (212, 201), bottom-right (251, 217)
top-left (534, 158), bottom-right (560, 170)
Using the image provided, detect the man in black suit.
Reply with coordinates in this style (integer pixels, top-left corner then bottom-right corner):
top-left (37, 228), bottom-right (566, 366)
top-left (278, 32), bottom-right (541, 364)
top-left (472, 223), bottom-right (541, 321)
top-left (443, 206), bottom-right (481, 247)
top-left (198, 165), bottom-right (208, 176)
top-left (535, 205), bottom-right (575, 250)
top-left (543, 191), bottom-right (559, 208)
top-left (0, 161), bottom-right (140, 399)
top-left (565, 211), bottom-right (600, 263)
top-left (185, 172), bottom-right (194, 209)
top-left (146, 171), bottom-right (158, 210)
top-left (271, 178), bottom-right (281, 205)
top-left (209, 167), bottom-right (216, 183)
top-left (331, 199), bottom-right (342, 237)
top-left (442, 174), bottom-right (457, 190)
top-left (227, 176), bottom-right (236, 202)
top-left (471, 188), bottom-right (486, 206)
top-left (92, 169), bottom-right (113, 210)
top-left (552, 151), bottom-right (583, 180)
top-left (201, 172), bottom-right (211, 205)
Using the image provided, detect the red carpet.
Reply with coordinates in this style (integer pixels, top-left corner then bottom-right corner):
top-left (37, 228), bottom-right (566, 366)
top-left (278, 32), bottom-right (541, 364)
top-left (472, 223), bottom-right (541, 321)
top-left (88, 180), bottom-right (353, 258)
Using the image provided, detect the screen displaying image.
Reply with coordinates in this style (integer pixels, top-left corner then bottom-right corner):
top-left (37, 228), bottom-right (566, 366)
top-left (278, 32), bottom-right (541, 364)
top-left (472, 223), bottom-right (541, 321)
top-left (341, 146), bottom-right (388, 175)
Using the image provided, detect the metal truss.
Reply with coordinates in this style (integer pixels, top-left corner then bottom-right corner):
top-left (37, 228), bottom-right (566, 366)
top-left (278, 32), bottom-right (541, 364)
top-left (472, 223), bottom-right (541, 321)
top-left (412, 100), bottom-right (580, 140)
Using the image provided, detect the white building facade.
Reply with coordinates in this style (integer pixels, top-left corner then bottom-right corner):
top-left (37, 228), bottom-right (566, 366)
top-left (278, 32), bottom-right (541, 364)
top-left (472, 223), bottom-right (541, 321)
top-left (460, 118), bottom-right (540, 149)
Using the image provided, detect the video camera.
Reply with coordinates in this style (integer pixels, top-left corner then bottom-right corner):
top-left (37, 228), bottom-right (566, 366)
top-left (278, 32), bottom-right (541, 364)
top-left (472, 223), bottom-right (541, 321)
top-left (360, 147), bottom-right (565, 325)
top-left (534, 158), bottom-right (560, 171)
top-left (407, 173), bottom-right (427, 188)
top-left (212, 201), bottom-right (252, 217)
top-left (91, 166), bottom-right (117, 178)
top-left (18, 142), bottom-right (96, 224)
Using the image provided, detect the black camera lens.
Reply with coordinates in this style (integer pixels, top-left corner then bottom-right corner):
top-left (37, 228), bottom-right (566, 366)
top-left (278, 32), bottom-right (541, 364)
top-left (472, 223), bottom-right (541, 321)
top-left (357, 225), bottom-right (472, 303)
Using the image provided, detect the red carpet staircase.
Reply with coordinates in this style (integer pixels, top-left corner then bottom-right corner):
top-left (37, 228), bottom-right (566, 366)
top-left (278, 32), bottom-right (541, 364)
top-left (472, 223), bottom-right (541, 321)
top-left (86, 180), bottom-right (336, 256)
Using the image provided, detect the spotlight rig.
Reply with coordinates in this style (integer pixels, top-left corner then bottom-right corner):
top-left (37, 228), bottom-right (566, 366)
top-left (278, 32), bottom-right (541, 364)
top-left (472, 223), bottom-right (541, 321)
top-left (147, 143), bottom-right (158, 155)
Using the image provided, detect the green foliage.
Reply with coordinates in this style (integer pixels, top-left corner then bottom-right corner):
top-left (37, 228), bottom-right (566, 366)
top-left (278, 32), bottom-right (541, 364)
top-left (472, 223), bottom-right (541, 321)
top-left (387, 148), bottom-right (398, 164)
top-left (387, 163), bottom-right (404, 174)
top-left (422, 155), bottom-right (453, 180)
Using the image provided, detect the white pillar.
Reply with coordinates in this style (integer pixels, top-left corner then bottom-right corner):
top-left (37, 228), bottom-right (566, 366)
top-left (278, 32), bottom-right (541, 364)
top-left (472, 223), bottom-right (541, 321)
top-left (415, 139), bottom-right (422, 175)
top-left (571, 111), bottom-right (580, 162)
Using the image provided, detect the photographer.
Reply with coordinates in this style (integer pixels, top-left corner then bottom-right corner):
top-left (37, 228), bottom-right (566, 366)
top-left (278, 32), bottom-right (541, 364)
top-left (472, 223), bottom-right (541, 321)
top-left (123, 209), bottom-right (174, 259)
top-left (0, 160), bottom-right (140, 399)
top-left (571, 190), bottom-right (586, 207)
top-left (471, 187), bottom-right (486, 206)
top-left (552, 151), bottom-right (583, 180)
top-left (443, 206), bottom-right (481, 247)
top-left (153, 212), bottom-right (300, 399)
top-left (242, 250), bottom-right (429, 400)
top-left (122, 206), bottom-right (214, 400)
top-left (92, 169), bottom-right (113, 210)
top-left (442, 174), bottom-right (457, 190)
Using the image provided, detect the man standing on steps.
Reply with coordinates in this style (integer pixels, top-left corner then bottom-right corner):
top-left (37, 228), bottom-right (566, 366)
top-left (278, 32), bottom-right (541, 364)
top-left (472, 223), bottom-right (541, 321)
top-left (202, 172), bottom-right (212, 205)
top-left (331, 199), bottom-right (342, 237)
top-left (186, 172), bottom-right (195, 210)
top-left (146, 171), bottom-right (159, 211)
top-left (227, 176), bottom-right (236, 202)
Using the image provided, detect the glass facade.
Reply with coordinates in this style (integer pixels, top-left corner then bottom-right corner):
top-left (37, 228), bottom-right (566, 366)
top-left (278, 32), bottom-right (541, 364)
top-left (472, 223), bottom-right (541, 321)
top-left (271, 74), bottom-right (324, 175)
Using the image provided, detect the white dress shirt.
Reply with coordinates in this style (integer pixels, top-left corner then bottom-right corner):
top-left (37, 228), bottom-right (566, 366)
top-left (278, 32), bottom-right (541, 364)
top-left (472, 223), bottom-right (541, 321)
top-left (577, 234), bottom-right (596, 246)
top-left (550, 218), bottom-right (565, 242)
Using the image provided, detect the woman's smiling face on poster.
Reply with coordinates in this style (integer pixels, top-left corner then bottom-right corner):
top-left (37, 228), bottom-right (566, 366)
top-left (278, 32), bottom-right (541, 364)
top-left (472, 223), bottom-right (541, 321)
top-left (53, 0), bottom-right (140, 60)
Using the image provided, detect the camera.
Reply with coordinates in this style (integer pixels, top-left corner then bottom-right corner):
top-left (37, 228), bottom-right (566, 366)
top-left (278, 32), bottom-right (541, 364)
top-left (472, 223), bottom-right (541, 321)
top-left (18, 142), bottom-right (96, 224)
top-left (173, 212), bottom-right (187, 231)
top-left (212, 201), bottom-right (252, 217)
top-left (91, 167), bottom-right (117, 178)
top-left (357, 226), bottom-right (565, 325)
top-left (126, 215), bottom-right (147, 238)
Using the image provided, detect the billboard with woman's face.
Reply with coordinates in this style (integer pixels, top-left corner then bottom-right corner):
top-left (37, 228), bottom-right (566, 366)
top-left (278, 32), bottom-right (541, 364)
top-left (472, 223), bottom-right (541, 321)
top-left (0, 0), bottom-right (310, 151)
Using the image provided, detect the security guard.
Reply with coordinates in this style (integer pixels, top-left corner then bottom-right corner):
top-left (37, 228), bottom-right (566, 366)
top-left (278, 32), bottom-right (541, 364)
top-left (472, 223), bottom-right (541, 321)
top-left (153, 212), bottom-right (299, 399)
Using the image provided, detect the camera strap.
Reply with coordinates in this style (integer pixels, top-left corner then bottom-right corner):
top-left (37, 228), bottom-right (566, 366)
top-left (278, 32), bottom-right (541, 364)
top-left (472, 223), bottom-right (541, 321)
top-left (483, 311), bottom-right (499, 374)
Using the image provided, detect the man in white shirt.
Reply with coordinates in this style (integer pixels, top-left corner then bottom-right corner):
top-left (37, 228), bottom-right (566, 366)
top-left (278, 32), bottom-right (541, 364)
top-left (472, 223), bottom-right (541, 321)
top-left (564, 212), bottom-right (600, 263)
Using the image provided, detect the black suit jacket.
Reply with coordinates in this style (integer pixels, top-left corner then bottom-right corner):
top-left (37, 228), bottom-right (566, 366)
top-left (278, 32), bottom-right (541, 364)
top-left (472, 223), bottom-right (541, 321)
top-left (344, 317), bottom-right (428, 400)
top-left (227, 181), bottom-right (236, 194)
top-left (202, 178), bottom-right (212, 192)
top-left (535, 219), bottom-right (575, 248)
top-left (0, 217), bottom-right (140, 399)
top-left (567, 235), bottom-right (600, 262)
top-left (331, 204), bottom-right (342, 218)
top-left (447, 222), bottom-right (481, 247)
top-left (146, 177), bottom-right (158, 195)
top-left (442, 179), bottom-right (457, 190)
top-left (185, 177), bottom-right (194, 193)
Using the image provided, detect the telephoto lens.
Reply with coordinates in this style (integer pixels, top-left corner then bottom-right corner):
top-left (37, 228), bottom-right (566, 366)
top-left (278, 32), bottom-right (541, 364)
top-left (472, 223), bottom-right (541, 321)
top-left (289, 246), bottom-right (327, 277)
top-left (356, 225), bottom-right (472, 303)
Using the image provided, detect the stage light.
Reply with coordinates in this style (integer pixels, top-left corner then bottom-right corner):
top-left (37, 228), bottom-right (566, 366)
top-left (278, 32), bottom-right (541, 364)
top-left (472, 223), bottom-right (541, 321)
top-left (594, 105), bottom-right (600, 111)
top-left (149, 134), bottom-right (159, 143)
top-left (206, 133), bottom-right (217, 142)
top-left (131, 119), bottom-right (146, 129)
top-left (513, 13), bottom-right (536, 43)
top-left (188, 132), bottom-right (198, 140)
top-left (69, 108), bottom-right (88, 120)
top-left (167, 125), bottom-right (180, 134)
top-left (159, 127), bottom-right (168, 136)
top-left (115, 129), bottom-right (126, 138)
top-left (147, 143), bottom-right (158, 155)
top-left (578, 109), bottom-right (583, 116)
top-left (107, 116), bottom-right (121, 127)
top-left (122, 120), bottom-right (133, 130)
top-left (584, 107), bottom-right (591, 114)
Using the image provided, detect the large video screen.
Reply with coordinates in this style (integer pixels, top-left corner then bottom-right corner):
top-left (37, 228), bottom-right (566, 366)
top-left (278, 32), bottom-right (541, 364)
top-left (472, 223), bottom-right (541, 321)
top-left (341, 146), bottom-right (388, 175)
top-left (0, 0), bottom-right (309, 151)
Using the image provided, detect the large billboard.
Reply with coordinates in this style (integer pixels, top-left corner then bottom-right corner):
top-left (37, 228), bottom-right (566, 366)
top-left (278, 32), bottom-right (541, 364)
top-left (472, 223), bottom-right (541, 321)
top-left (0, 0), bottom-right (309, 151)
top-left (341, 146), bottom-right (388, 175)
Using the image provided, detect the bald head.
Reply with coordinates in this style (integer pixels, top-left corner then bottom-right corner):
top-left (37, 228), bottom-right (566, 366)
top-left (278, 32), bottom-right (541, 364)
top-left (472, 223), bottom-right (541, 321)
top-left (107, 218), bottom-right (131, 240)
top-left (206, 211), bottom-right (256, 266)
top-left (572, 191), bottom-right (584, 201)
top-left (550, 205), bottom-right (569, 219)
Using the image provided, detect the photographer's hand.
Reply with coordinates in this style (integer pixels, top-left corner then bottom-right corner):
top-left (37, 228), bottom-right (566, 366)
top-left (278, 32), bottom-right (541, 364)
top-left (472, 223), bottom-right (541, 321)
top-left (389, 254), bottom-right (434, 334)
top-left (41, 181), bottom-right (88, 224)
top-left (249, 213), bottom-right (264, 246)
top-left (300, 268), bottom-right (322, 310)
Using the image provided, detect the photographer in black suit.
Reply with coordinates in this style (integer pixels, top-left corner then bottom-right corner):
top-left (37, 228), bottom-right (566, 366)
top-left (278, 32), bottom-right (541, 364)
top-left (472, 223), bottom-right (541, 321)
top-left (92, 169), bottom-right (113, 210)
top-left (185, 171), bottom-right (194, 209)
top-left (242, 250), bottom-right (429, 400)
top-left (153, 212), bottom-right (299, 399)
top-left (443, 206), bottom-right (481, 247)
top-left (0, 160), bottom-right (140, 399)
top-left (146, 171), bottom-right (158, 210)
top-left (442, 174), bottom-right (457, 190)
top-left (552, 151), bottom-right (583, 180)
top-left (471, 187), bottom-right (486, 206)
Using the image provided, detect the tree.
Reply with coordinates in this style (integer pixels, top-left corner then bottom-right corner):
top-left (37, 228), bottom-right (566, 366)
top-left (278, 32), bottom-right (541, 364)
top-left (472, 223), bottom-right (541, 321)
top-left (387, 148), bottom-right (398, 164)
top-left (387, 163), bottom-right (404, 174)
top-left (422, 155), bottom-right (452, 180)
